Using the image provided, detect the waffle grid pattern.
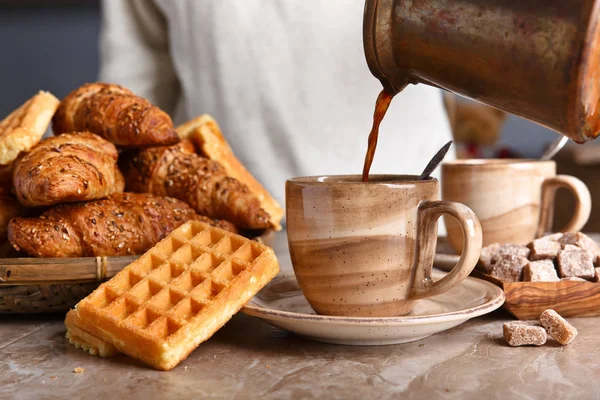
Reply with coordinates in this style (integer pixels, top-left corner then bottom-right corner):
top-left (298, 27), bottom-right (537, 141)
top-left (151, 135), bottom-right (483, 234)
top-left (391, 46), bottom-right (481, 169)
top-left (80, 222), bottom-right (268, 344)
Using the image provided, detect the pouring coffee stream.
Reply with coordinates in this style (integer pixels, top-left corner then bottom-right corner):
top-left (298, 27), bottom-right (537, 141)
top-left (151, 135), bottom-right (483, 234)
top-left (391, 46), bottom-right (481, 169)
top-left (361, 89), bottom-right (452, 182)
top-left (361, 90), bottom-right (394, 182)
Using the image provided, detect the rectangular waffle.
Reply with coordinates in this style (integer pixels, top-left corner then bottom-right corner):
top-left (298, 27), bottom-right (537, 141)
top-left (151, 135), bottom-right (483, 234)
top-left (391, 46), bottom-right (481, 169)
top-left (73, 221), bottom-right (280, 370)
top-left (65, 310), bottom-right (118, 357)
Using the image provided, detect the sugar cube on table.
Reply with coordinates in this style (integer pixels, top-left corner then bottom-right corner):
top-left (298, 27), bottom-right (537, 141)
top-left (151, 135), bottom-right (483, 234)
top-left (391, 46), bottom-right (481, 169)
top-left (539, 309), bottom-right (578, 345)
top-left (503, 321), bottom-right (547, 347)
top-left (490, 254), bottom-right (528, 282)
top-left (595, 267), bottom-right (600, 283)
top-left (557, 245), bottom-right (595, 279)
top-left (528, 239), bottom-right (561, 261)
top-left (559, 232), bottom-right (600, 265)
top-left (523, 260), bottom-right (559, 282)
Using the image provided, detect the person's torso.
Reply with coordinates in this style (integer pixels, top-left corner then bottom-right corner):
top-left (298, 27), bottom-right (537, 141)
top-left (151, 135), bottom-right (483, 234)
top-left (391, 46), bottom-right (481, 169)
top-left (155, 0), bottom-right (453, 204)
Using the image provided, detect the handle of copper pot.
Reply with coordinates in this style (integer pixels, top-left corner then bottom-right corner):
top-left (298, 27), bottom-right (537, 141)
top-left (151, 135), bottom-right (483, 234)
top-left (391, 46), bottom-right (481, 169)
top-left (537, 175), bottom-right (591, 237)
top-left (409, 200), bottom-right (482, 300)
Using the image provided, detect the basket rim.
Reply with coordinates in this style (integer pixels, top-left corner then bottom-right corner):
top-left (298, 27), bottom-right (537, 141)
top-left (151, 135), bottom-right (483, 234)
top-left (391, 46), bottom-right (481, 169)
top-left (0, 255), bottom-right (138, 286)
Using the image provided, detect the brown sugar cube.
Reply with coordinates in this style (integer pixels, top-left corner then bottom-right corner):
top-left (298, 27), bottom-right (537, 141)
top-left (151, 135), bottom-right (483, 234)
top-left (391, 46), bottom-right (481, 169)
top-left (559, 232), bottom-right (600, 266)
top-left (490, 255), bottom-right (529, 282)
top-left (539, 232), bottom-right (564, 242)
top-left (561, 277), bottom-right (588, 282)
top-left (479, 243), bottom-right (530, 274)
top-left (490, 244), bottom-right (531, 264)
top-left (503, 321), bottom-right (547, 347)
top-left (528, 239), bottom-right (561, 261)
top-left (595, 267), bottom-right (600, 282)
top-left (539, 309), bottom-right (578, 345)
top-left (523, 260), bottom-right (559, 282)
top-left (479, 243), bottom-right (501, 273)
top-left (557, 244), bottom-right (595, 279)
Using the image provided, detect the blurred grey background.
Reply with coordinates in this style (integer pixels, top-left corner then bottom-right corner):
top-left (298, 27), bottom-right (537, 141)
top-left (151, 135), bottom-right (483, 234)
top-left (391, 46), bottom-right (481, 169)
top-left (0, 0), bottom-right (561, 158)
top-left (0, 1), bottom-right (99, 116)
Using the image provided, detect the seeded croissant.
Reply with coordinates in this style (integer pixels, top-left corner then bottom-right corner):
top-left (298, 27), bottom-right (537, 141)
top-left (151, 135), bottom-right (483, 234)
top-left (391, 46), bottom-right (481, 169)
top-left (177, 114), bottom-right (283, 230)
top-left (13, 132), bottom-right (124, 207)
top-left (125, 144), bottom-right (271, 230)
top-left (52, 82), bottom-right (180, 147)
top-left (13, 132), bottom-right (125, 207)
top-left (8, 193), bottom-right (236, 257)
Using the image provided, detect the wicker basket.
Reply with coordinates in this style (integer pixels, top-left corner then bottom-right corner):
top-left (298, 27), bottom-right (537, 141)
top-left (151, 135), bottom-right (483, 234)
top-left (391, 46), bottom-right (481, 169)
top-left (0, 283), bottom-right (101, 313)
top-left (0, 231), bottom-right (274, 314)
top-left (0, 256), bottom-right (137, 314)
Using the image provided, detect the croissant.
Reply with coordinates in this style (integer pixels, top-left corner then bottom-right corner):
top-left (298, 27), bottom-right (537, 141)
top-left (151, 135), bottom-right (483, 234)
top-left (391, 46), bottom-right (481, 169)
top-left (13, 132), bottom-right (124, 207)
top-left (8, 193), bottom-right (237, 258)
top-left (52, 83), bottom-right (180, 147)
top-left (177, 115), bottom-right (284, 230)
top-left (125, 144), bottom-right (271, 230)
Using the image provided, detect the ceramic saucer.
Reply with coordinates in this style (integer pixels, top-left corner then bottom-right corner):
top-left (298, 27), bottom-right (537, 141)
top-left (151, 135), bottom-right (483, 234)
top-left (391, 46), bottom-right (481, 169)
top-left (242, 271), bottom-right (505, 346)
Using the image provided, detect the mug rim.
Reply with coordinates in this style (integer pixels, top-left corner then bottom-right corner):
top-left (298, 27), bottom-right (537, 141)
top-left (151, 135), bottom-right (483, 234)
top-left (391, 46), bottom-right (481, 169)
top-left (442, 159), bottom-right (556, 168)
top-left (286, 174), bottom-right (438, 185)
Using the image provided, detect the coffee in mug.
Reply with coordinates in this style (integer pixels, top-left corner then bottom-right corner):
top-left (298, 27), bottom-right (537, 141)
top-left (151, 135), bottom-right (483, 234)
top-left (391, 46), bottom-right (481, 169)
top-left (286, 175), bottom-right (482, 317)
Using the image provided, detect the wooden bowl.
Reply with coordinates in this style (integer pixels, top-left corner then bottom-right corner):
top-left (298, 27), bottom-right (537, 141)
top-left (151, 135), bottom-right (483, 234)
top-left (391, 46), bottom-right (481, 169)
top-left (471, 271), bottom-right (600, 320)
top-left (434, 252), bottom-right (600, 320)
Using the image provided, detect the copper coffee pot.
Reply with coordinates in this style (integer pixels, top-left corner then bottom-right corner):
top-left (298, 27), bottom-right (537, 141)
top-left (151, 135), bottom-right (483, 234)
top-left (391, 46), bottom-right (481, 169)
top-left (364, 0), bottom-right (600, 143)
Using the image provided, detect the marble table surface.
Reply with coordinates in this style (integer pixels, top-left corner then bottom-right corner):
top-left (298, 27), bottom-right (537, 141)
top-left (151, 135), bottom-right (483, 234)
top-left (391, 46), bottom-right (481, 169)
top-left (2, 233), bottom-right (600, 400)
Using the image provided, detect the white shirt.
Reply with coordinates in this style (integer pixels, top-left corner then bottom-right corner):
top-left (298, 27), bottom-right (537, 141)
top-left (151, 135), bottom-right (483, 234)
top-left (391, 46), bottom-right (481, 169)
top-left (99, 0), bottom-right (454, 206)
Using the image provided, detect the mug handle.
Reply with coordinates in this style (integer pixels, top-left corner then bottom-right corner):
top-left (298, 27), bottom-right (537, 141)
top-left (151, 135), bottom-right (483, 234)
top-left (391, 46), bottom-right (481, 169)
top-left (536, 175), bottom-right (591, 237)
top-left (409, 200), bottom-right (482, 300)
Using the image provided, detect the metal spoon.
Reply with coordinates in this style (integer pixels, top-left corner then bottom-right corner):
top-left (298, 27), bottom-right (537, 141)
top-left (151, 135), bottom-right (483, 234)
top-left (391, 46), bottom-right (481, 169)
top-left (419, 140), bottom-right (453, 180)
top-left (541, 136), bottom-right (568, 160)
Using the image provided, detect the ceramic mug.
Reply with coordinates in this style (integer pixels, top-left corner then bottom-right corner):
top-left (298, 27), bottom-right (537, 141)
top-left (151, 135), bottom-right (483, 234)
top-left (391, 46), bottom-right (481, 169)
top-left (442, 159), bottom-right (591, 252)
top-left (285, 175), bottom-right (482, 317)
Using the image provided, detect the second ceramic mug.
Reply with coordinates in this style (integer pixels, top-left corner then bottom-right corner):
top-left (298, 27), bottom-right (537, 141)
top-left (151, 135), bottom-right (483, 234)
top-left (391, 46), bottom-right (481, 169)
top-left (442, 159), bottom-right (591, 252)
top-left (286, 175), bottom-right (482, 317)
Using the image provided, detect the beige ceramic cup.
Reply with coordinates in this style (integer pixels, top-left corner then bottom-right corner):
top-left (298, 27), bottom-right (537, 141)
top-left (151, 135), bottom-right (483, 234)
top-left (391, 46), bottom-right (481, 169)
top-left (442, 160), bottom-right (591, 252)
top-left (285, 175), bottom-right (482, 317)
